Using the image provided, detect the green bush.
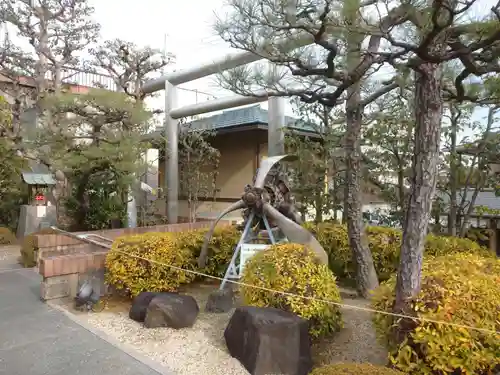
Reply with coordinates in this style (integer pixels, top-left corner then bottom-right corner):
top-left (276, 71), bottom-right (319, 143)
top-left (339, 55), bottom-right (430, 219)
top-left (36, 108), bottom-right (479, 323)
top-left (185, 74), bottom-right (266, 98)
top-left (105, 225), bottom-right (240, 296)
top-left (371, 253), bottom-right (500, 375)
top-left (63, 170), bottom-right (128, 231)
top-left (20, 227), bottom-right (60, 267)
top-left (171, 225), bottom-right (240, 278)
top-left (240, 243), bottom-right (343, 338)
top-left (0, 227), bottom-right (16, 245)
top-left (305, 222), bottom-right (493, 282)
top-left (105, 232), bottom-right (196, 297)
top-left (365, 226), bottom-right (402, 281)
top-left (304, 222), bottom-right (351, 278)
top-left (310, 363), bottom-right (405, 375)
top-left (424, 233), bottom-right (492, 258)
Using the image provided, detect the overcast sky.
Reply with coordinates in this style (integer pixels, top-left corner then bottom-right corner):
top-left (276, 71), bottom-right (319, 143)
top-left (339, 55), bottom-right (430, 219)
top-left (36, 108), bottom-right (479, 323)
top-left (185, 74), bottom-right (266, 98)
top-left (2, 0), bottom-right (497, 135)
top-left (87, 0), bottom-right (497, 135)
top-left (89, 0), bottom-right (242, 112)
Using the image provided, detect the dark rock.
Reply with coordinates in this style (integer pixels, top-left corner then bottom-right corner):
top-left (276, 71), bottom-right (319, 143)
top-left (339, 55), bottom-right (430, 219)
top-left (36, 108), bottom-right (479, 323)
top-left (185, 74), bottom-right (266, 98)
top-left (205, 288), bottom-right (235, 313)
top-left (224, 306), bottom-right (312, 375)
top-left (129, 292), bottom-right (159, 322)
top-left (144, 293), bottom-right (199, 329)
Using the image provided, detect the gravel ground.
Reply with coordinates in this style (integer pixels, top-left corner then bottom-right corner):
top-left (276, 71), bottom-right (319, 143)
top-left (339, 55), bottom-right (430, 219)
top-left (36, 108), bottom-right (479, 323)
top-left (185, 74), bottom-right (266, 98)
top-left (66, 283), bottom-right (250, 375)
top-left (313, 298), bottom-right (388, 366)
top-left (59, 282), bottom-right (388, 375)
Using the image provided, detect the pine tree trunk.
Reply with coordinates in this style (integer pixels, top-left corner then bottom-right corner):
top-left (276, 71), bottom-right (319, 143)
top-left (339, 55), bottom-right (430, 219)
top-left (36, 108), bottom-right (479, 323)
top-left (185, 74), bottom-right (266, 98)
top-left (315, 191), bottom-right (323, 223)
top-left (340, 0), bottom-right (379, 297)
top-left (394, 63), bottom-right (443, 319)
top-left (448, 107), bottom-right (458, 236)
top-left (397, 167), bottom-right (406, 225)
top-left (34, 8), bottom-right (49, 97)
top-left (345, 81), bottom-right (380, 298)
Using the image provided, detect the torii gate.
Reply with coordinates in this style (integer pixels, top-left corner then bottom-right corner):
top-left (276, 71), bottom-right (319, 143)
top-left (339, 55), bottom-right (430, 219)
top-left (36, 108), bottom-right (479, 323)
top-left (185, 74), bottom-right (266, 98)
top-left (141, 34), bottom-right (315, 224)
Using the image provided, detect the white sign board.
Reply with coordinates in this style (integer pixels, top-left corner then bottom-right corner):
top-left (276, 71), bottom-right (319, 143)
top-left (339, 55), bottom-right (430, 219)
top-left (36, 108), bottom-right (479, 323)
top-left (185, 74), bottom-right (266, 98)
top-left (36, 205), bottom-right (47, 218)
top-left (240, 244), bottom-right (270, 273)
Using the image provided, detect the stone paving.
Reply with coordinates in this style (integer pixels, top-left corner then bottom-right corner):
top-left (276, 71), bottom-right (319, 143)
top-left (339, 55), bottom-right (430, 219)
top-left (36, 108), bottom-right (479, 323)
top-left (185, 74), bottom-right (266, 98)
top-left (0, 247), bottom-right (172, 375)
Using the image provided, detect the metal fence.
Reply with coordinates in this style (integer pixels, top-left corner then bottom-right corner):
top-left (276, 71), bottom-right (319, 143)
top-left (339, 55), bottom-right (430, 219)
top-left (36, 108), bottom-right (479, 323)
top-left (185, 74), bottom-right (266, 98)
top-left (44, 67), bottom-right (118, 91)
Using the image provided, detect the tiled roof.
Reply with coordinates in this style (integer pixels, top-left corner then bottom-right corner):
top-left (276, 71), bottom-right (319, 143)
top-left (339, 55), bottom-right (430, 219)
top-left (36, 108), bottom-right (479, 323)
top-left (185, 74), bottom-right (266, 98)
top-left (437, 189), bottom-right (500, 214)
top-left (21, 172), bottom-right (56, 185)
top-left (20, 161), bottom-right (56, 185)
top-left (144, 106), bottom-right (320, 141)
top-left (187, 105), bottom-right (316, 132)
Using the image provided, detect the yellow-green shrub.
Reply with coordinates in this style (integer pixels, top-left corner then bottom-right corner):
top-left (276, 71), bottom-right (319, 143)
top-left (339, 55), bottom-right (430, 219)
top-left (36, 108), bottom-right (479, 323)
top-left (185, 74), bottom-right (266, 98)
top-left (371, 253), bottom-right (500, 375)
top-left (172, 225), bottom-right (240, 277)
top-left (105, 232), bottom-right (196, 297)
top-left (310, 363), bottom-right (405, 375)
top-left (365, 226), bottom-right (402, 281)
top-left (20, 227), bottom-right (60, 267)
top-left (424, 233), bottom-right (492, 258)
top-left (305, 222), bottom-right (351, 278)
top-left (306, 224), bottom-right (402, 281)
top-left (306, 222), bottom-right (493, 282)
top-left (240, 243), bottom-right (343, 338)
top-left (0, 227), bottom-right (16, 245)
top-left (105, 225), bottom-right (241, 296)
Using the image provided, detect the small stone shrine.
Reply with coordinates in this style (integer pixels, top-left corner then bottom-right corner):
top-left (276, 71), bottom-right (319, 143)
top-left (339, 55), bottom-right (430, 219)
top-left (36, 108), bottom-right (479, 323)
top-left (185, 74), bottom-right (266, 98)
top-left (16, 170), bottom-right (58, 237)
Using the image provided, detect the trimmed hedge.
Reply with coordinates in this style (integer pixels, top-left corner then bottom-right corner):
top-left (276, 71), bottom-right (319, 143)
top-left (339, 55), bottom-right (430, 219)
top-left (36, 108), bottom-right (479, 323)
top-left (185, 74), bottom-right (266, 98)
top-left (310, 363), bottom-right (405, 375)
top-left (170, 225), bottom-right (240, 278)
top-left (306, 223), bottom-right (493, 282)
top-left (105, 232), bottom-right (196, 297)
top-left (0, 227), bottom-right (16, 245)
top-left (372, 253), bottom-right (500, 375)
top-left (240, 243), bottom-right (343, 338)
top-left (105, 225), bottom-right (240, 297)
top-left (105, 221), bottom-right (494, 298)
top-left (304, 222), bottom-right (351, 279)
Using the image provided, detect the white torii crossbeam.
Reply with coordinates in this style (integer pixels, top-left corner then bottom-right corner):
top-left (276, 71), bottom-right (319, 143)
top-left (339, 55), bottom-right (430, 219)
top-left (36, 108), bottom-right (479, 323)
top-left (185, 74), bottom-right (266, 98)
top-left (144, 33), bottom-right (315, 223)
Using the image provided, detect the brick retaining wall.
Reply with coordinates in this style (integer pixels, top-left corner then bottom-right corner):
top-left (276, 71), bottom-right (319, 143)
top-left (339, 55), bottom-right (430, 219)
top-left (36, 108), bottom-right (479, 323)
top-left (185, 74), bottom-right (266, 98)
top-left (38, 220), bottom-right (234, 301)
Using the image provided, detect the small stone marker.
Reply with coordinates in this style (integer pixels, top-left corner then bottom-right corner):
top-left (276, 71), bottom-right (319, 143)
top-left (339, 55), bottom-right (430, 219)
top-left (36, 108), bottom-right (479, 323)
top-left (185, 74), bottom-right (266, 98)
top-left (205, 288), bottom-right (235, 313)
top-left (224, 306), bottom-right (313, 375)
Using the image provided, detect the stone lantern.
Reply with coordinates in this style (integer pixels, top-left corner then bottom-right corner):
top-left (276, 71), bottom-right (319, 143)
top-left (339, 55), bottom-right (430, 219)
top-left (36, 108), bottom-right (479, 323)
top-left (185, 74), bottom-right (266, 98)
top-left (16, 172), bottom-right (58, 237)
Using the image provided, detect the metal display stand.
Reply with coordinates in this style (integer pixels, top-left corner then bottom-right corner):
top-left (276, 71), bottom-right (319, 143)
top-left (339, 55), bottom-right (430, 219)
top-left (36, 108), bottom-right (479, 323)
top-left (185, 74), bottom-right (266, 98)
top-left (220, 211), bottom-right (285, 290)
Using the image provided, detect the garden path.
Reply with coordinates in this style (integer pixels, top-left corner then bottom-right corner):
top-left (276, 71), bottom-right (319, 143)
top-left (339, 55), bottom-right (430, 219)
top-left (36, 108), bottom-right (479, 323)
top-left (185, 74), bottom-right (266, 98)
top-left (0, 246), bottom-right (174, 375)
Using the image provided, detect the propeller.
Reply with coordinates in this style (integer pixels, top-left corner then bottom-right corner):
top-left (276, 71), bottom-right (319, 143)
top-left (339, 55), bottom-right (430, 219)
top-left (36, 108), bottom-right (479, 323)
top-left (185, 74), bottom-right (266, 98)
top-left (197, 155), bottom-right (329, 268)
top-left (262, 202), bottom-right (328, 264)
top-left (253, 154), bottom-right (298, 189)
